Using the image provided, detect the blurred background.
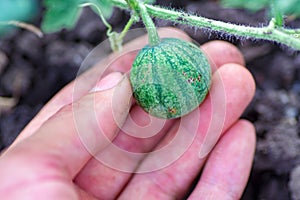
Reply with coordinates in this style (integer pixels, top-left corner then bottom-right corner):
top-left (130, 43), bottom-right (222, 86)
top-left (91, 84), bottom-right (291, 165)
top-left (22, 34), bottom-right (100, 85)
top-left (0, 0), bottom-right (300, 199)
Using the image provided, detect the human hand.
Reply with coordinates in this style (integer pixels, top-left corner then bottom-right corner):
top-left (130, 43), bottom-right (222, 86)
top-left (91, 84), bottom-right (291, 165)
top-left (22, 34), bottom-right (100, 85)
top-left (0, 28), bottom-right (256, 199)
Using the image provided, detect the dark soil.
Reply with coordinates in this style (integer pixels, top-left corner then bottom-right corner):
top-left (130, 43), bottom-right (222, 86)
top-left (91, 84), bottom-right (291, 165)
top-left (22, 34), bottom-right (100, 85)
top-left (1, 0), bottom-right (300, 199)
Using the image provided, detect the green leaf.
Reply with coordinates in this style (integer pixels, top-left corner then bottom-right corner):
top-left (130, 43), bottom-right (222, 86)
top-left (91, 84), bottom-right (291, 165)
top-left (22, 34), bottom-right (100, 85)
top-left (41, 0), bottom-right (83, 33)
top-left (41, 0), bottom-right (114, 33)
top-left (270, 0), bottom-right (283, 26)
top-left (221, 0), bottom-right (269, 12)
top-left (143, 0), bottom-right (156, 4)
top-left (0, 0), bottom-right (38, 36)
top-left (88, 0), bottom-right (113, 19)
top-left (221, 0), bottom-right (300, 18)
top-left (0, 0), bottom-right (38, 21)
top-left (276, 0), bottom-right (300, 17)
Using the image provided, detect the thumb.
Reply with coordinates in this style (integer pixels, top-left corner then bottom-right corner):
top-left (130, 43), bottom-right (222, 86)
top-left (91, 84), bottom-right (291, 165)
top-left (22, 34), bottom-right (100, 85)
top-left (2, 72), bottom-right (132, 177)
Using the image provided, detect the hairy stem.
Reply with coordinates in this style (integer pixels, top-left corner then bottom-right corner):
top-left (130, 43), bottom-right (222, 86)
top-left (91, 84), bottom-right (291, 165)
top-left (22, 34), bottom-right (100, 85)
top-left (111, 0), bottom-right (300, 50)
top-left (126, 0), bottom-right (160, 46)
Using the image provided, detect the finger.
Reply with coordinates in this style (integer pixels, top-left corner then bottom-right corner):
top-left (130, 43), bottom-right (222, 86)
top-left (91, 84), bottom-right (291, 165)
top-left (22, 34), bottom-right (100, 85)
top-left (201, 40), bottom-right (245, 72)
top-left (118, 63), bottom-right (255, 199)
top-left (188, 120), bottom-right (256, 200)
top-left (11, 27), bottom-right (191, 146)
top-left (74, 105), bottom-right (176, 199)
top-left (2, 73), bottom-right (132, 177)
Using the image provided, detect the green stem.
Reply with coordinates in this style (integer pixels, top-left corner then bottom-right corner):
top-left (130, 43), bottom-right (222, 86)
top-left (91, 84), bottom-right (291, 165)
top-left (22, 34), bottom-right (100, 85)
top-left (110, 14), bottom-right (138, 52)
top-left (118, 14), bottom-right (138, 42)
top-left (79, 3), bottom-right (113, 37)
top-left (126, 0), bottom-right (160, 46)
top-left (111, 0), bottom-right (300, 50)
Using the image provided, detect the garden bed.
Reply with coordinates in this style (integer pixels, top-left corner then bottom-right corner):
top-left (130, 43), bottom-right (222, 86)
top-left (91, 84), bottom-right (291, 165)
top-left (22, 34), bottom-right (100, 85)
top-left (1, 0), bottom-right (300, 199)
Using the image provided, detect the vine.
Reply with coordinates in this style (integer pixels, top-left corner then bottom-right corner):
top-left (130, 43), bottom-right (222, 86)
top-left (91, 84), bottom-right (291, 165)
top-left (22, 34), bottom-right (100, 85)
top-left (111, 0), bottom-right (300, 50)
top-left (126, 0), bottom-right (160, 46)
top-left (2, 0), bottom-right (300, 51)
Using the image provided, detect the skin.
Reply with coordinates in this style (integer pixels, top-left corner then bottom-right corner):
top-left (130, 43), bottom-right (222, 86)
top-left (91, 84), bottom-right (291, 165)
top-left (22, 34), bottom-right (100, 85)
top-left (0, 28), bottom-right (255, 199)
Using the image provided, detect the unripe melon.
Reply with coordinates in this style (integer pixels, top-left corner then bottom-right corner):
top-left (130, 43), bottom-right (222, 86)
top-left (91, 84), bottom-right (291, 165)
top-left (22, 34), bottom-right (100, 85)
top-left (130, 38), bottom-right (211, 119)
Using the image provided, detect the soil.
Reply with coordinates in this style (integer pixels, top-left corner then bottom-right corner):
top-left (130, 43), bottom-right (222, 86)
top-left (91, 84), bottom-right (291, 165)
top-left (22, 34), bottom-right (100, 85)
top-left (1, 0), bottom-right (300, 199)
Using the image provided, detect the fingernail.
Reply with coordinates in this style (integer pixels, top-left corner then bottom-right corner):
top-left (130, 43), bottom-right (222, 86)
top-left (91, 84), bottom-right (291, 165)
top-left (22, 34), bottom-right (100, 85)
top-left (90, 72), bottom-right (124, 92)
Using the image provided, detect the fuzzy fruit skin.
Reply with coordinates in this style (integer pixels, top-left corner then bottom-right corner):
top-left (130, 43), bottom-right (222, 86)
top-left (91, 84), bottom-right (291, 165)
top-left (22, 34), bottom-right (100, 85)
top-left (130, 38), bottom-right (211, 119)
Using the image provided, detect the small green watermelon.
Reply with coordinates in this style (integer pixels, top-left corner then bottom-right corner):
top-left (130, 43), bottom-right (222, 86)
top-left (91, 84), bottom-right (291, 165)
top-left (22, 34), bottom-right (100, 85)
top-left (130, 38), bottom-right (211, 119)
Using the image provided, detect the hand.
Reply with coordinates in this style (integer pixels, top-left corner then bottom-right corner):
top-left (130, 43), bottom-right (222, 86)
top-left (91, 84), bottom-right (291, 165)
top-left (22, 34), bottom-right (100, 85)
top-left (0, 28), bottom-right (256, 199)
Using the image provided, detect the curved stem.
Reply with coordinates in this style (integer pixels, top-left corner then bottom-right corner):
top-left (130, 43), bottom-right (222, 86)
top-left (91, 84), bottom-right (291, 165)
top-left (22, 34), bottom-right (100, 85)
top-left (139, 2), bottom-right (160, 45)
top-left (111, 14), bottom-right (138, 52)
top-left (118, 14), bottom-right (138, 42)
top-left (79, 3), bottom-right (113, 37)
top-left (0, 21), bottom-right (43, 37)
top-left (111, 0), bottom-right (300, 50)
top-left (126, 0), bottom-right (160, 46)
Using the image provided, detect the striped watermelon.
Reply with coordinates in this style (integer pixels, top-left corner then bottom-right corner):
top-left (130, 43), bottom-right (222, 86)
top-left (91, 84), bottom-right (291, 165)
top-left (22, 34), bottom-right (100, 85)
top-left (130, 38), bottom-right (211, 119)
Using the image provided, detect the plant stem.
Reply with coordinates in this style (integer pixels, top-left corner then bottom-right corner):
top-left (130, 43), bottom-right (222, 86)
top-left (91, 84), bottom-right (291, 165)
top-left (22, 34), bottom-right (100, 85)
top-left (138, 3), bottom-right (160, 45)
top-left (111, 0), bottom-right (300, 50)
top-left (0, 21), bottom-right (43, 37)
top-left (110, 14), bottom-right (138, 52)
top-left (80, 3), bottom-right (113, 37)
top-left (119, 14), bottom-right (138, 42)
top-left (126, 0), bottom-right (160, 46)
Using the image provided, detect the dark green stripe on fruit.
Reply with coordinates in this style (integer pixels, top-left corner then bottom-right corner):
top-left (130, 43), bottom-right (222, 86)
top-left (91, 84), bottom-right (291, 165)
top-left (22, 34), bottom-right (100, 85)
top-left (161, 48), bottom-right (195, 115)
top-left (171, 44), bottom-right (210, 98)
top-left (173, 41), bottom-right (210, 98)
top-left (130, 38), bottom-right (211, 119)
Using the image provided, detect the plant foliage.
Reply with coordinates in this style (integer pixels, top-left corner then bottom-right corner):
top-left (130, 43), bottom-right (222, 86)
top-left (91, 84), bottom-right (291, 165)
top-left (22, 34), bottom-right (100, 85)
top-left (0, 0), bottom-right (38, 35)
top-left (41, 0), bottom-right (82, 33)
top-left (41, 0), bottom-right (113, 33)
top-left (89, 0), bottom-right (113, 20)
top-left (221, 0), bottom-right (300, 17)
top-left (143, 0), bottom-right (156, 4)
top-left (39, 0), bottom-right (300, 50)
